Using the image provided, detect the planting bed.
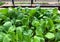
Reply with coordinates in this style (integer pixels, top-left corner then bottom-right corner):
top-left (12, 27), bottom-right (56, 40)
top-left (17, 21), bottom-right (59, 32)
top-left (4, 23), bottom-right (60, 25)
top-left (0, 7), bottom-right (60, 42)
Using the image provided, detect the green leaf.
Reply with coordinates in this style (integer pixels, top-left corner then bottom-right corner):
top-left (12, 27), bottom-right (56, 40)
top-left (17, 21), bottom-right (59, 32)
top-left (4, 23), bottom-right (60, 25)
top-left (3, 35), bottom-right (11, 42)
top-left (33, 36), bottom-right (40, 42)
top-left (33, 36), bottom-right (45, 42)
top-left (56, 24), bottom-right (60, 31)
top-left (16, 27), bottom-right (23, 42)
top-left (3, 21), bottom-right (12, 32)
top-left (23, 30), bottom-right (32, 42)
top-left (32, 19), bottom-right (40, 27)
top-left (53, 8), bottom-right (58, 14)
top-left (8, 26), bottom-right (15, 33)
top-left (58, 41), bottom-right (60, 42)
top-left (3, 21), bottom-right (12, 28)
top-left (45, 32), bottom-right (55, 39)
top-left (55, 32), bottom-right (60, 41)
top-left (0, 32), bottom-right (5, 42)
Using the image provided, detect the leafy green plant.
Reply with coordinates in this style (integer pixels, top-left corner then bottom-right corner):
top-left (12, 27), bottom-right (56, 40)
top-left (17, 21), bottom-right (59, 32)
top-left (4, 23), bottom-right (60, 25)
top-left (0, 7), bottom-right (60, 42)
top-left (0, 2), bottom-right (5, 6)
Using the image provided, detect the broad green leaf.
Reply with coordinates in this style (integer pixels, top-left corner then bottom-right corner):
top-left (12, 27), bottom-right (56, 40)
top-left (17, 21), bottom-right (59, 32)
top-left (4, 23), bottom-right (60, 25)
top-left (3, 21), bottom-right (12, 32)
top-left (56, 24), bottom-right (60, 31)
top-left (45, 32), bottom-right (55, 39)
top-left (8, 26), bottom-right (15, 33)
top-left (33, 36), bottom-right (40, 42)
top-left (16, 27), bottom-right (23, 42)
top-left (23, 30), bottom-right (32, 42)
top-left (33, 36), bottom-right (45, 42)
top-left (3, 21), bottom-right (12, 28)
top-left (55, 32), bottom-right (60, 41)
top-left (0, 32), bottom-right (5, 42)
top-left (32, 20), bottom-right (40, 27)
top-left (3, 35), bottom-right (11, 42)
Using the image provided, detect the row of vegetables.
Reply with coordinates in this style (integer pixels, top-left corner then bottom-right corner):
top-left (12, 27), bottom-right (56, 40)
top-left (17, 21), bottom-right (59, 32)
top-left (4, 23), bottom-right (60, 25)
top-left (0, 7), bottom-right (60, 42)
